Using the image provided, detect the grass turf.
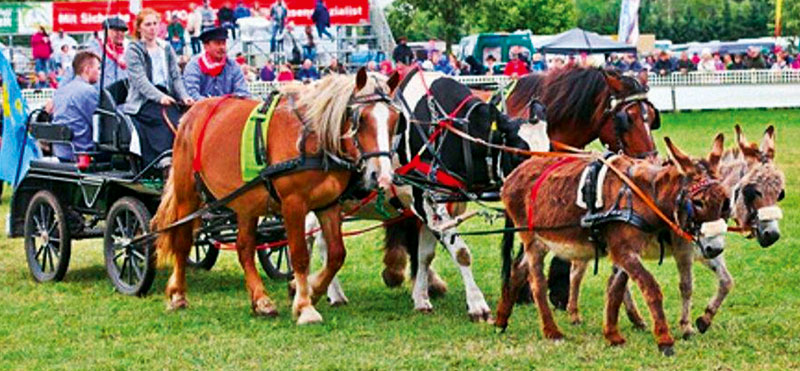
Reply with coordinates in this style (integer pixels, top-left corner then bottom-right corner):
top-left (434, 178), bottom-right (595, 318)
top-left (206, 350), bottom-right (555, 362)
top-left (1, 109), bottom-right (799, 369)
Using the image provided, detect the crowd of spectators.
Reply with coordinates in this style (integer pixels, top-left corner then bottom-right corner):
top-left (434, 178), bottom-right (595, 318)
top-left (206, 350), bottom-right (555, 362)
top-left (16, 0), bottom-right (338, 89)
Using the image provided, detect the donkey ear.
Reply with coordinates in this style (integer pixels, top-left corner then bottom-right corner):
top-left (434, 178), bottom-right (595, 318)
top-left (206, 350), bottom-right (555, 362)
top-left (735, 124), bottom-right (760, 161)
top-left (760, 125), bottom-right (775, 160)
top-left (387, 71), bottom-right (401, 95)
top-left (355, 67), bottom-right (368, 92)
top-left (664, 137), bottom-right (693, 175)
top-left (708, 133), bottom-right (724, 170)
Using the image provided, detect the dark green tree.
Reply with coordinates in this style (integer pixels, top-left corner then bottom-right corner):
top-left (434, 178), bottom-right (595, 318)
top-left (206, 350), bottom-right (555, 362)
top-left (467, 0), bottom-right (575, 35)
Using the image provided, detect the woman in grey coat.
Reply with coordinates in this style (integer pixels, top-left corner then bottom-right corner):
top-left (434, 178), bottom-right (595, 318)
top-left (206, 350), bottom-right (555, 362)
top-left (124, 8), bottom-right (194, 166)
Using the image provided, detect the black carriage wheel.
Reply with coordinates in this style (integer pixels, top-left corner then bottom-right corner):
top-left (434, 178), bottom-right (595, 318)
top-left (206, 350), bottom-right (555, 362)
top-left (103, 197), bottom-right (156, 296)
top-left (188, 231), bottom-right (220, 270)
top-left (24, 190), bottom-right (71, 282)
top-left (258, 245), bottom-right (293, 281)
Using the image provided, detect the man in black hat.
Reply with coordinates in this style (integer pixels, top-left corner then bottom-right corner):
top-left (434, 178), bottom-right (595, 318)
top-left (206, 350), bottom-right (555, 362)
top-left (98, 17), bottom-right (129, 86)
top-left (183, 27), bottom-right (250, 100)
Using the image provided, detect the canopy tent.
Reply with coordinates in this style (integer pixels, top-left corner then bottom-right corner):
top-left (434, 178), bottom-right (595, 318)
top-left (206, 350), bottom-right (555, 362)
top-left (539, 28), bottom-right (637, 54)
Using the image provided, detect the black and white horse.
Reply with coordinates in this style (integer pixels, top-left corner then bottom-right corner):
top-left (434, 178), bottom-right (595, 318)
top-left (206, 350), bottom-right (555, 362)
top-left (306, 70), bottom-right (549, 320)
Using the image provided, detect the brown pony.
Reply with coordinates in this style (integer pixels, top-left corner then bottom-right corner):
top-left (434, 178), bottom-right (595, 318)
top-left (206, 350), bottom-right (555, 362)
top-left (496, 136), bottom-right (730, 355)
top-left (152, 69), bottom-right (401, 324)
top-left (565, 125), bottom-right (785, 337)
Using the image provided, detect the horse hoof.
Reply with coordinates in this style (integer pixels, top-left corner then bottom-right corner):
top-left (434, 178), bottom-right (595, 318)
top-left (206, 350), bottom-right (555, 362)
top-left (632, 322), bottom-right (648, 332)
top-left (415, 306), bottom-right (433, 314)
top-left (468, 310), bottom-right (491, 323)
top-left (681, 328), bottom-right (696, 340)
top-left (696, 317), bottom-right (711, 334)
top-left (381, 268), bottom-right (405, 288)
top-left (545, 332), bottom-right (565, 342)
top-left (167, 294), bottom-right (188, 311)
top-left (494, 322), bottom-right (508, 334)
top-left (297, 307), bottom-right (323, 325)
top-left (605, 332), bottom-right (626, 346)
top-left (569, 316), bottom-right (582, 325)
top-left (659, 345), bottom-right (675, 357)
top-left (253, 298), bottom-right (279, 318)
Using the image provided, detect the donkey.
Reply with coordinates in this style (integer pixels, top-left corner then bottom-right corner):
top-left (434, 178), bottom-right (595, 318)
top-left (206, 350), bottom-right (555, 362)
top-left (564, 125), bottom-right (785, 337)
top-left (496, 136), bottom-right (731, 355)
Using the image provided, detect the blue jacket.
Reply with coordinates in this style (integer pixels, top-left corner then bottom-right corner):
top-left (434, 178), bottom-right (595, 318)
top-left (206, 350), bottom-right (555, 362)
top-left (51, 76), bottom-right (99, 161)
top-left (311, 1), bottom-right (330, 27)
top-left (183, 56), bottom-right (251, 100)
top-left (296, 66), bottom-right (320, 81)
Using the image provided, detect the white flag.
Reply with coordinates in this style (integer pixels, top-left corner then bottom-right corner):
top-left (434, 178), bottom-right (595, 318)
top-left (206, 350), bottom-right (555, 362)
top-left (618, 0), bottom-right (640, 45)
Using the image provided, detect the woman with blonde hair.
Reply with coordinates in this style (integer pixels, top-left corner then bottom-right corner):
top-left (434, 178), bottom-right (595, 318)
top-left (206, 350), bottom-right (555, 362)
top-left (123, 8), bottom-right (194, 166)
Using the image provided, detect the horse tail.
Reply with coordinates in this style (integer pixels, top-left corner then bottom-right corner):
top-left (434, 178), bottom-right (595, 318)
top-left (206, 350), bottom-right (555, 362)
top-left (152, 171), bottom-right (179, 266)
top-left (382, 217), bottom-right (417, 287)
top-left (496, 211), bottom-right (522, 330)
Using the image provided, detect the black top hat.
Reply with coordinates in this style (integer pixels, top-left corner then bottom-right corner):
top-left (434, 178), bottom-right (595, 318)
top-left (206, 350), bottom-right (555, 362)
top-left (200, 27), bottom-right (228, 43)
top-left (103, 17), bottom-right (128, 31)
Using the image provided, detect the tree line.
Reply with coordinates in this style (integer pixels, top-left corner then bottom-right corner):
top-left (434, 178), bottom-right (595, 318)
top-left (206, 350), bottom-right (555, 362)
top-left (387, 0), bottom-right (797, 51)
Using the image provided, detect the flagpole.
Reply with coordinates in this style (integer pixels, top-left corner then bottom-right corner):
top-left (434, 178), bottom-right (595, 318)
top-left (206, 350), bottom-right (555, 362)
top-left (775, 0), bottom-right (783, 37)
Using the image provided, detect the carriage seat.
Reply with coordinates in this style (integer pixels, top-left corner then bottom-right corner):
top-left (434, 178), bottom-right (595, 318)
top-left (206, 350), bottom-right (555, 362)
top-left (94, 79), bottom-right (139, 155)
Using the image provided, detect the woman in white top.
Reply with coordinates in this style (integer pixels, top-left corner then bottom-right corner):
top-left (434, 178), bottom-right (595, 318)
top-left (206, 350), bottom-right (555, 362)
top-left (124, 8), bottom-right (194, 166)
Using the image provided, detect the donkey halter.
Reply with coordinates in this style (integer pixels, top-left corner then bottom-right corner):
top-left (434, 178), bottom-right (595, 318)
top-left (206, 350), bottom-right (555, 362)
top-left (673, 173), bottom-right (721, 241)
top-left (344, 84), bottom-right (401, 168)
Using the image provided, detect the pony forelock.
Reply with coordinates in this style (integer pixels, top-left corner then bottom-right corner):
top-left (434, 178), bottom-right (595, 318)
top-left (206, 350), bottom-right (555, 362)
top-left (295, 73), bottom-right (389, 155)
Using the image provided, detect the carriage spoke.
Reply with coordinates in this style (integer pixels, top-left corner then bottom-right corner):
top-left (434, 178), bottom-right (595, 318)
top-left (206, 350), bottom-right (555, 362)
top-left (127, 254), bottom-right (134, 284)
top-left (130, 254), bottom-right (143, 281)
top-left (276, 248), bottom-right (283, 270)
top-left (35, 244), bottom-right (46, 261)
top-left (115, 216), bottom-right (128, 238)
top-left (119, 255), bottom-right (128, 280)
top-left (40, 244), bottom-right (48, 270)
top-left (130, 248), bottom-right (146, 262)
top-left (46, 245), bottom-right (55, 272)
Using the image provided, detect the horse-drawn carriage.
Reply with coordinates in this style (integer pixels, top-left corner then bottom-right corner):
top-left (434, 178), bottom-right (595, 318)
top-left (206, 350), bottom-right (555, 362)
top-left (7, 80), bottom-right (292, 296)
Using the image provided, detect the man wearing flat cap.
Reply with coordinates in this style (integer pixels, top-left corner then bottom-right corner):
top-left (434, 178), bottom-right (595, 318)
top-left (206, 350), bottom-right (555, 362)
top-left (98, 17), bottom-right (129, 86)
top-left (183, 27), bottom-right (250, 100)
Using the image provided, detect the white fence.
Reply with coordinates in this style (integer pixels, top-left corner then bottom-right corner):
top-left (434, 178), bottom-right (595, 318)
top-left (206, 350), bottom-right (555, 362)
top-left (20, 70), bottom-right (800, 111)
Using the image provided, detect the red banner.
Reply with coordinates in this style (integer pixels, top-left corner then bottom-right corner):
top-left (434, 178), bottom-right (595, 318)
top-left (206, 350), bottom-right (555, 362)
top-left (52, 0), bottom-right (368, 33)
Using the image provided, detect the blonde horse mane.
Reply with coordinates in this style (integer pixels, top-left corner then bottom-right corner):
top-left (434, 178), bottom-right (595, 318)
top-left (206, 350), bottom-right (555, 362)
top-left (291, 73), bottom-right (389, 155)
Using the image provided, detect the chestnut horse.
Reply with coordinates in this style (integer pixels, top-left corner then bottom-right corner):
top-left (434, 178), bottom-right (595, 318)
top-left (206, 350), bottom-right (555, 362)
top-left (497, 136), bottom-right (730, 355)
top-left (566, 125), bottom-right (785, 338)
top-left (152, 70), bottom-right (401, 324)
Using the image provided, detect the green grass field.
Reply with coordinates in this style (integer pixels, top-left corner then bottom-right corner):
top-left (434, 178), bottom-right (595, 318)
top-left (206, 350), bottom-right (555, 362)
top-left (1, 109), bottom-right (799, 369)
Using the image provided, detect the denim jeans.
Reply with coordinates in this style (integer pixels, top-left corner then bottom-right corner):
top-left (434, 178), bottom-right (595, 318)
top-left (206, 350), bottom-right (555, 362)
top-left (190, 37), bottom-right (201, 55)
top-left (316, 24), bottom-right (333, 40)
top-left (271, 23), bottom-right (284, 53)
top-left (35, 58), bottom-right (50, 73)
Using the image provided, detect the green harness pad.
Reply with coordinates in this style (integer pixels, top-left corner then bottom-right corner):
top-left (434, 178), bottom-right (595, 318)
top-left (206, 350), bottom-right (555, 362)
top-left (240, 95), bottom-right (281, 181)
top-left (491, 79), bottom-right (518, 112)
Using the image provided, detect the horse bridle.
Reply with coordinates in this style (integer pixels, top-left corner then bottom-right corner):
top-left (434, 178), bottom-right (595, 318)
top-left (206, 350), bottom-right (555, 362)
top-left (605, 92), bottom-right (660, 159)
top-left (344, 87), bottom-right (402, 169)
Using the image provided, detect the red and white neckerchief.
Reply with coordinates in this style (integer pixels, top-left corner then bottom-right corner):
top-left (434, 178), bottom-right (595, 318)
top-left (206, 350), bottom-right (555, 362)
top-left (105, 42), bottom-right (127, 69)
top-left (199, 52), bottom-right (226, 77)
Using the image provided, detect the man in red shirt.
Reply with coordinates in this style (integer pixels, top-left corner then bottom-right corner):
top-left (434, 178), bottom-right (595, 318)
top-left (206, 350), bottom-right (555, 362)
top-left (503, 46), bottom-right (529, 78)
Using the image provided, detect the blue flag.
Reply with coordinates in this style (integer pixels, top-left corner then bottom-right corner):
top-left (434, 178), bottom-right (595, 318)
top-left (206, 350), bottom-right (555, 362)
top-left (1, 52), bottom-right (41, 186)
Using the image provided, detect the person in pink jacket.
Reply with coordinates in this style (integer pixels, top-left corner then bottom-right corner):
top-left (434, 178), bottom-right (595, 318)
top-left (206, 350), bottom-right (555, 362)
top-left (31, 26), bottom-right (53, 73)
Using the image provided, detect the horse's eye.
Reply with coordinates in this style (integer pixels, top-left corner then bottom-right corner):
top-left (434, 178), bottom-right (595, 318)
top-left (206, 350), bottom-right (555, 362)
top-left (778, 189), bottom-right (785, 202)
top-left (692, 200), bottom-right (705, 210)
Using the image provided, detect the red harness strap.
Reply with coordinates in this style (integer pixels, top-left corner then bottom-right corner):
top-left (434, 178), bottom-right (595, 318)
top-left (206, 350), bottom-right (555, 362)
top-left (192, 95), bottom-right (233, 172)
top-left (527, 157), bottom-right (578, 231)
